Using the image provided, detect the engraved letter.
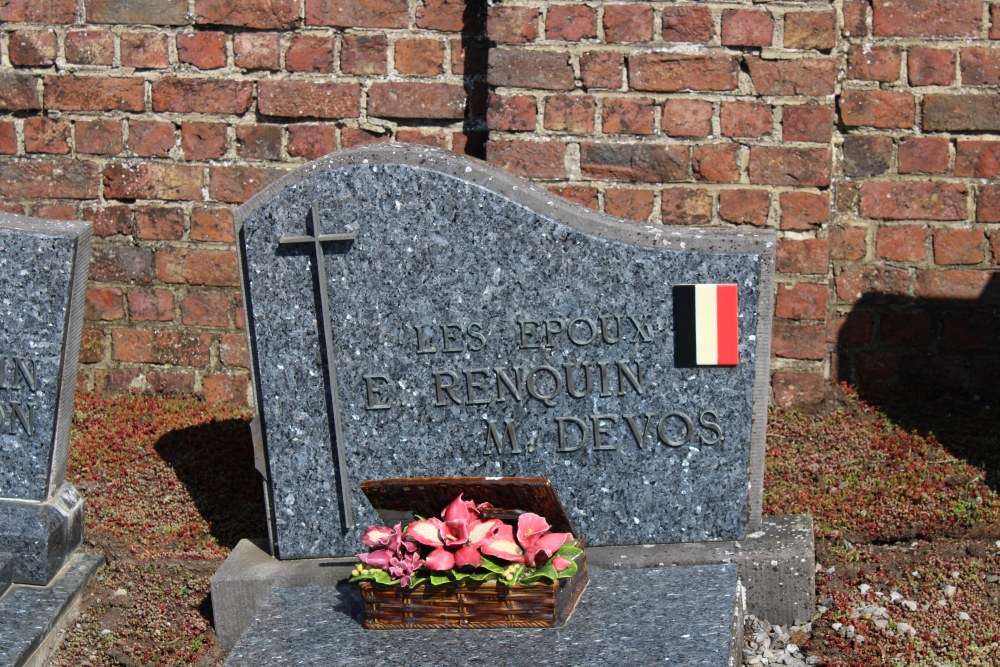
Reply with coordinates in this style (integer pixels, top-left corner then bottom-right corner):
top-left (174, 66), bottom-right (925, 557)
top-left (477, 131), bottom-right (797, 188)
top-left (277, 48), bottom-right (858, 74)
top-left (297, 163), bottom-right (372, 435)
top-left (544, 319), bottom-right (564, 348)
top-left (12, 402), bottom-right (33, 436)
top-left (464, 368), bottom-right (493, 406)
top-left (494, 367), bottom-right (524, 403)
top-left (415, 325), bottom-right (437, 354)
top-left (433, 370), bottom-right (464, 406)
top-left (624, 413), bottom-right (657, 449)
top-left (557, 416), bottom-right (590, 452)
top-left (363, 374), bottom-right (391, 410)
top-left (467, 322), bottom-right (487, 352)
top-left (441, 323), bottom-right (464, 353)
top-left (597, 361), bottom-right (614, 397)
top-left (699, 410), bottom-right (723, 446)
top-left (485, 418), bottom-right (522, 455)
top-left (15, 357), bottom-right (36, 391)
top-left (518, 319), bottom-right (544, 349)
top-left (592, 414), bottom-right (618, 450)
top-left (564, 362), bottom-right (593, 399)
top-left (616, 361), bottom-right (645, 396)
top-left (567, 318), bottom-right (598, 346)
top-left (657, 411), bottom-right (693, 448)
top-left (627, 315), bottom-right (653, 343)
top-left (599, 315), bottom-right (622, 344)
top-left (526, 365), bottom-right (563, 407)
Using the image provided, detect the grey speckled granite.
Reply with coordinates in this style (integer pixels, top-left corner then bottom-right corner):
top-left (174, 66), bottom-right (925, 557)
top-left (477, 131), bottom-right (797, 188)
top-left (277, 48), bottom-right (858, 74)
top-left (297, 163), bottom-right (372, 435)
top-left (0, 483), bottom-right (83, 585)
top-left (237, 144), bottom-right (775, 559)
top-left (225, 564), bottom-right (742, 667)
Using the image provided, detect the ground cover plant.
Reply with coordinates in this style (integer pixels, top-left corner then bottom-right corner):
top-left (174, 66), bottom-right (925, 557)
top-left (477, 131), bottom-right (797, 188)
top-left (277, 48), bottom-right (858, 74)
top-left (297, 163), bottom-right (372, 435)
top-left (48, 389), bottom-right (999, 665)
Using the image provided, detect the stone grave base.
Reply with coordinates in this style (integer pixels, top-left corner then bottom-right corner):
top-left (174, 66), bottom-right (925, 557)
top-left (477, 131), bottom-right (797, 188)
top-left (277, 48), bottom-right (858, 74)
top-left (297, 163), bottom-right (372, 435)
top-left (224, 564), bottom-right (743, 667)
top-left (212, 514), bottom-right (813, 650)
top-left (0, 551), bottom-right (103, 667)
top-left (0, 483), bottom-right (84, 586)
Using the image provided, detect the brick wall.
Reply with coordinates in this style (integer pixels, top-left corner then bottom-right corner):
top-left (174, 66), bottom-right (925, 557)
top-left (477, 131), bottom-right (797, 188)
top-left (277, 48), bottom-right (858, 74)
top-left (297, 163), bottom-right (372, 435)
top-left (0, 0), bottom-right (996, 405)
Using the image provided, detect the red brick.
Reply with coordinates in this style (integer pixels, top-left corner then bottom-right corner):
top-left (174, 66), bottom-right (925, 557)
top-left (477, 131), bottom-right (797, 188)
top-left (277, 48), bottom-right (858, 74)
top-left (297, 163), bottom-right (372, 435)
top-left (196, 0), bottom-right (300, 29)
top-left (488, 6), bottom-right (539, 43)
top-left (604, 4), bottom-right (654, 43)
top-left (662, 99), bottom-right (713, 137)
top-left (780, 192), bottom-right (829, 231)
top-left (24, 117), bottom-right (70, 154)
top-left (544, 95), bottom-right (596, 133)
top-left (843, 135), bottom-right (892, 177)
top-left (221, 332), bottom-right (250, 367)
top-left (873, 0), bottom-right (981, 37)
top-left (0, 159), bottom-right (99, 199)
top-left (942, 312), bottom-right (993, 350)
top-left (203, 374), bottom-right (250, 404)
top-left (286, 34), bottom-right (334, 73)
top-left (580, 52), bottom-right (623, 90)
top-left (660, 188), bottom-right (711, 225)
top-left (835, 264), bottom-right (909, 302)
top-left (128, 120), bottom-right (176, 157)
top-left (775, 283), bottom-right (827, 320)
top-left (604, 188), bottom-right (654, 221)
top-left (880, 311), bottom-right (933, 347)
top-left (394, 38), bottom-right (445, 76)
top-left (134, 206), bottom-right (185, 241)
top-left (860, 182), bottom-right (968, 221)
top-left (719, 189), bottom-right (770, 226)
top-left (339, 126), bottom-right (388, 148)
top-left (579, 143), bottom-right (687, 182)
top-left (237, 124), bottom-right (283, 160)
top-left (546, 6), bottom-right (595, 41)
top-left (721, 9), bottom-right (772, 47)
top-left (191, 206), bottom-right (235, 242)
top-left (0, 122), bottom-right (15, 155)
top-left (152, 78), bottom-right (253, 114)
top-left (65, 30), bottom-right (114, 65)
top-left (488, 93), bottom-right (537, 132)
top-left (45, 76), bottom-right (144, 112)
top-left (876, 225), bottom-right (928, 261)
top-left (89, 244), bottom-right (154, 283)
top-left (34, 204), bottom-right (76, 220)
top-left (121, 31), bottom-right (170, 69)
top-left (340, 35), bottom-right (388, 75)
top-left (772, 371), bottom-right (827, 408)
top-left (369, 82), bottom-right (465, 120)
top-left (0, 204), bottom-right (26, 215)
top-left (993, 4), bottom-right (1000, 39)
top-left (489, 49), bottom-right (574, 90)
top-left (898, 137), bottom-right (950, 174)
top-left (601, 97), bottom-right (654, 135)
top-left (549, 186), bottom-right (599, 209)
top-left (720, 102), bottom-right (771, 138)
top-left (629, 54), bottom-right (739, 92)
top-left (908, 47), bottom-right (955, 86)
top-left (748, 147), bottom-right (831, 187)
top-left (181, 122), bottom-right (227, 160)
top-left (104, 162), bottom-right (204, 201)
top-left (75, 119), bottom-right (123, 156)
top-left (209, 165), bottom-right (285, 203)
top-left (746, 57), bottom-right (837, 96)
top-left (180, 291), bottom-right (230, 327)
top-left (81, 204), bottom-right (133, 237)
top-left (773, 322), bottom-right (825, 360)
top-left (842, 0), bottom-right (868, 36)
top-left (258, 81), bottom-right (360, 118)
top-left (777, 238), bottom-right (829, 275)
top-left (923, 94), bottom-right (1000, 132)
top-left (661, 5), bottom-right (713, 43)
top-left (992, 228), bottom-right (1000, 259)
top-left (915, 269), bottom-right (991, 299)
top-left (395, 129), bottom-right (448, 148)
top-left (840, 90), bottom-right (915, 129)
top-left (2, 0), bottom-right (75, 23)
top-left (128, 288), bottom-right (175, 322)
top-left (693, 144), bottom-right (738, 183)
top-left (85, 286), bottom-right (124, 321)
top-left (934, 228), bottom-right (985, 265)
top-left (112, 329), bottom-right (211, 366)
top-left (0, 73), bottom-right (39, 111)
top-left (79, 328), bottom-right (105, 364)
top-left (84, 0), bottom-right (186, 24)
top-left (287, 124), bottom-right (336, 159)
top-left (847, 45), bottom-right (901, 82)
top-left (415, 0), bottom-right (466, 31)
top-left (488, 140), bottom-right (566, 179)
top-left (156, 247), bottom-right (240, 286)
top-left (9, 29), bottom-right (57, 66)
top-left (979, 185), bottom-right (1000, 223)
top-left (177, 31), bottom-right (227, 70)
top-left (830, 311), bottom-right (873, 345)
top-left (234, 32), bottom-right (281, 71)
top-left (956, 141), bottom-right (1000, 178)
top-left (962, 47), bottom-right (1000, 86)
top-left (306, 0), bottom-right (407, 28)
top-left (782, 105), bottom-right (833, 143)
top-left (784, 11), bottom-right (836, 50)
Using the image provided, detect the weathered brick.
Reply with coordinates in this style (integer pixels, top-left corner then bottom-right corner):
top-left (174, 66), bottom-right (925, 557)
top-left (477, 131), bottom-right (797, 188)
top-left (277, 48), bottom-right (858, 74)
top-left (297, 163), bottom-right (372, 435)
top-left (956, 141), bottom-right (1000, 178)
top-left (209, 165), bottom-right (285, 203)
top-left (830, 311), bottom-right (873, 346)
top-left (121, 31), bottom-right (170, 69)
top-left (601, 97), bottom-right (653, 135)
top-left (545, 94), bottom-right (596, 133)
top-left (237, 124), bottom-right (283, 160)
top-left (221, 333), bottom-right (250, 367)
top-left (898, 137), bottom-right (950, 174)
top-left (630, 54), bottom-right (739, 92)
top-left (342, 125), bottom-right (391, 148)
top-left (873, 0), bottom-right (981, 37)
top-left (835, 264), bottom-right (909, 302)
top-left (128, 120), bottom-right (176, 157)
top-left (489, 49), bottom-right (575, 91)
top-left (783, 105), bottom-right (833, 143)
top-left (661, 5), bottom-right (713, 43)
top-left (604, 188), bottom-right (654, 221)
top-left (839, 90), bottom-right (915, 129)
top-left (45, 76), bottom-right (144, 112)
top-left (79, 329), bottom-right (105, 364)
top-left (81, 204), bottom-right (133, 237)
top-left (961, 47), bottom-right (1000, 86)
top-left (235, 32), bottom-right (281, 71)
top-left (112, 329), bottom-right (212, 366)
top-left (24, 117), bottom-right (71, 154)
top-left (842, 135), bottom-right (892, 177)
top-left (395, 129), bottom-right (448, 148)
top-left (180, 291), bottom-right (230, 327)
top-left (181, 122), bottom-right (227, 160)
top-left (773, 322), bottom-right (825, 360)
top-left (415, 0), bottom-right (467, 32)
top-left (877, 225), bottom-right (928, 261)
top-left (934, 228), bottom-right (985, 265)
top-left (546, 6), bottom-right (595, 41)
top-left (369, 82), bottom-right (465, 120)
top-left (776, 283), bottom-right (828, 320)
top-left (579, 143), bottom-right (687, 182)
top-left (549, 186), bottom-right (598, 209)
top-left (178, 31), bottom-right (228, 70)
top-left (979, 185), bottom-right (1000, 223)
top-left (488, 93), bottom-right (537, 131)
top-left (780, 192), bottom-right (829, 230)
top-left (993, 4), bottom-right (1000, 39)
top-left (0, 159), bottom-right (99, 199)
top-left (721, 9), bottom-right (772, 47)
top-left (286, 34), bottom-right (334, 73)
top-left (915, 269), bottom-right (991, 299)
top-left (89, 244), bottom-right (154, 283)
top-left (663, 99), bottom-right (713, 137)
top-left (923, 95), bottom-right (1000, 132)
top-left (134, 206), bottom-right (184, 241)
top-left (34, 205), bottom-right (77, 220)
top-left (196, 0), bottom-right (301, 29)
top-left (604, 4), bottom-right (654, 43)
top-left (860, 182), bottom-right (968, 221)
top-left (85, 286), bottom-right (125, 321)
top-left (258, 81), bottom-right (360, 118)
top-left (9, 29), bottom-right (57, 66)
top-left (580, 52), bottom-right (623, 90)
top-left (942, 312), bottom-right (993, 350)
top-left (104, 162), bottom-right (204, 201)
top-left (203, 374), bottom-right (250, 404)
top-left (152, 79), bottom-right (253, 114)
top-left (190, 206), bottom-right (235, 242)
top-left (287, 124), bottom-right (336, 159)
top-left (720, 102), bottom-right (771, 138)
top-left (156, 247), bottom-right (240, 286)
top-left (908, 48), bottom-right (955, 86)
top-left (0, 122), bottom-right (16, 155)
top-left (85, 0), bottom-right (188, 25)
top-left (772, 371), bottom-right (826, 408)
top-left (341, 35), bottom-right (388, 75)
top-left (487, 140), bottom-right (566, 179)
top-left (65, 30), bottom-right (114, 65)
top-left (660, 188), bottom-right (712, 225)
top-left (76, 119), bottom-right (124, 155)
top-left (394, 38), bottom-right (445, 76)
top-left (128, 288), bottom-right (175, 321)
top-left (777, 237), bottom-right (829, 275)
top-left (693, 144), bottom-right (738, 183)
top-left (746, 57), bottom-right (837, 96)
top-left (719, 189), bottom-right (770, 226)
top-left (488, 5), bottom-right (539, 43)
top-left (847, 45), bottom-right (901, 82)
top-left (306, 0), bottom-right (407, 28)
top-left (784, 11), bottom-right (836, 51)
top-left (880, 311), bottom-right (933, 347)
top-left (748, 147), bottom-right (831, 187)
top-left (842, 0), bottom-right (868, 37)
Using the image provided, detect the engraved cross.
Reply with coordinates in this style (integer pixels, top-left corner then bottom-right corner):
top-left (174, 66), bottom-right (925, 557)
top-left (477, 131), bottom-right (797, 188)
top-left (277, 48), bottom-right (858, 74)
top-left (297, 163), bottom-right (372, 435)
top-left (279, 203), bottom-right (357, 529)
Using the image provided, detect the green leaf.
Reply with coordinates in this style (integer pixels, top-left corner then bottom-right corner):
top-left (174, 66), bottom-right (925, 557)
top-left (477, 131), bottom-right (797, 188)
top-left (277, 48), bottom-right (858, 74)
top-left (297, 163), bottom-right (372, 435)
top-left (479, 555), bottom-right (508, 574)
top-left (369, 569), bottom-right (396, 585)
top-left (408, 574), bottom-right (429, 588)
top-left (451, 570), bottom-right (470, 581)
top-left (429, 573), bottom-right (452, 586)
top-left (555, 543), bottom-right (583, 560)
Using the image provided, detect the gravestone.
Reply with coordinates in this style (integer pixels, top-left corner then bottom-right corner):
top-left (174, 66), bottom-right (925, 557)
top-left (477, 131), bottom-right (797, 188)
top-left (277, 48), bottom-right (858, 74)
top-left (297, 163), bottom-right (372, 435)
top-left (215, 145), bottom-right (814, 657)
top-left (0, 212), bottom-right (103, 665)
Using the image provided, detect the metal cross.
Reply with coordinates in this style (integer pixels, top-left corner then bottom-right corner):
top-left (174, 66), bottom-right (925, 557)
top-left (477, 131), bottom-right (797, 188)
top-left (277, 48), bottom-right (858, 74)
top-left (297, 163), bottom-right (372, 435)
top-left (279, 203), bottom-right (357, 529)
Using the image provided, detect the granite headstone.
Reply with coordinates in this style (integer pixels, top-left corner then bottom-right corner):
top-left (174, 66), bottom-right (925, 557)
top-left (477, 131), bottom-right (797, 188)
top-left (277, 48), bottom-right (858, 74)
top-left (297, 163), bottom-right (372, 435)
top-left (236, 144), bottom-right (774, 560)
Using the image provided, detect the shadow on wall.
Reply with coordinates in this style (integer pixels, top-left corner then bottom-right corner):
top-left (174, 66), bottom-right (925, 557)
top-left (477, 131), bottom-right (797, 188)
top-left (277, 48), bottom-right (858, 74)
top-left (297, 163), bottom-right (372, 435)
top-left (836, 273), bottom-right (1000, 493)
top-left (154, 418), bottom-right (267, 549)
